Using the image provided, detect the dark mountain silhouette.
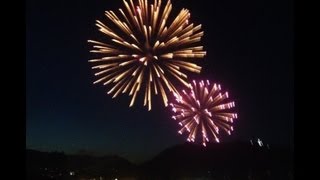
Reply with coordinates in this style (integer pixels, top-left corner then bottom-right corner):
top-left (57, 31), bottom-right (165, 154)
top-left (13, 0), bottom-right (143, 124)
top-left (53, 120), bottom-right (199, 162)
top-left (140, 141), bottom-right (293, 179)
top-left (26, 142), bottom-right (293, 180)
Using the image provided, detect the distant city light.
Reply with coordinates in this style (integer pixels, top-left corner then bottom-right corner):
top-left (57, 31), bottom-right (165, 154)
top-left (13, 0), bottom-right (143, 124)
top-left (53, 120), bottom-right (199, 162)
top-left (70, 171), bottom-right (75, 176)
top-left (257, 138), bottom-right (263, 147)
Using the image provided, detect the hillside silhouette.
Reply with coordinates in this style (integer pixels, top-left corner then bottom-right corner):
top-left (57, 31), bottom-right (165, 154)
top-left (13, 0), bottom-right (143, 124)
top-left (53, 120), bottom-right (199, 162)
top-left (140, 141), bottom-right (292, 179)
top-left (27, 141), bottom-right (293, 180)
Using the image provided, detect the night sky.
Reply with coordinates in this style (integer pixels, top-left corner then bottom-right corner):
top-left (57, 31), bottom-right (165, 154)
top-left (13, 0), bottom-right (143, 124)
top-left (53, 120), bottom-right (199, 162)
top-left (26, 0), bottom-right (293, 163)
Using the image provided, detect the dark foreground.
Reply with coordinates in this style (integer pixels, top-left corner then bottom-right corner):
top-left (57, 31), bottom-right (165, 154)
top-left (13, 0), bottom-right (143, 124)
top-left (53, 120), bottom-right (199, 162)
top-left (27, 142), bottom-right (293, 180)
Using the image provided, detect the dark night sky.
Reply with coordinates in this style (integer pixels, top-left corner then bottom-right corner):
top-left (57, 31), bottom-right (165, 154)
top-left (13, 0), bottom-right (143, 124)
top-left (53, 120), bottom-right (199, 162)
top-left (26, 0), bottom-right (293, 163)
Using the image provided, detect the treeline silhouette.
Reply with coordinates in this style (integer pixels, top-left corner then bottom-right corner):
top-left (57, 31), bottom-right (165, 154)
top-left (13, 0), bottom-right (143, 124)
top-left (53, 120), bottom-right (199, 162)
top-left (26, 141), bottom-right (293, 180)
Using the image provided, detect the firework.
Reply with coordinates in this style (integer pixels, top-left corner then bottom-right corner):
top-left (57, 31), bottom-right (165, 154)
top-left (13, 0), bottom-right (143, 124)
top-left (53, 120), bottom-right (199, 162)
top-left (88, 0), bottom-right (206, 111)
top-left (170, 80), bottom-right (237, 147)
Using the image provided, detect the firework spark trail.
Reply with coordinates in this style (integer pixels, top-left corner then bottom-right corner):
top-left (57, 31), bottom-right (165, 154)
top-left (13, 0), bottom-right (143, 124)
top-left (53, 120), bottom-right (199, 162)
top-left (88, 0), bottom-right (206, 110)
top-left (170, 80), bottom-right (237, 146)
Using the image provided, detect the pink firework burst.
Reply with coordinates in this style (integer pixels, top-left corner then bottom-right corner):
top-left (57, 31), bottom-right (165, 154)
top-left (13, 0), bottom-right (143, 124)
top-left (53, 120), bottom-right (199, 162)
top-left (170, 80), bottom-right (238, 147)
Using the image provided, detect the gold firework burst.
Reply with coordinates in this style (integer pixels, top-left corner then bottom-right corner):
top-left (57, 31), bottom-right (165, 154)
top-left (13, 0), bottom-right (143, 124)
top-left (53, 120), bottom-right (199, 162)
top-left (88, 0), bottom-right (206, 110)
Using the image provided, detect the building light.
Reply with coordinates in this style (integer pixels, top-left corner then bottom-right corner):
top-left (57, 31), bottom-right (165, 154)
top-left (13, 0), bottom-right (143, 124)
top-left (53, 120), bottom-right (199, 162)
top-left (250, 140), bottom-right (253, 145)
top-left (257, 138), bottom-right (263, 147)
